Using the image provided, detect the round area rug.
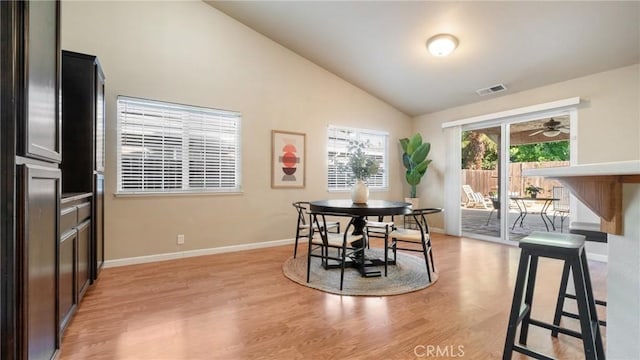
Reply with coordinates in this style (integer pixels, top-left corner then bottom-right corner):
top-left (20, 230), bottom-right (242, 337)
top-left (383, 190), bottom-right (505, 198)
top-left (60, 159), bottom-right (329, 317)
top-left (282, 248), bottom-right (438, 296)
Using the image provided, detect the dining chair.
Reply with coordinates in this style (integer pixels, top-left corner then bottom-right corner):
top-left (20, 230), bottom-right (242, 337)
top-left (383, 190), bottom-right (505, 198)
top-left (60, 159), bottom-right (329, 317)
top-left (292, 202), bottom-right (340, 258)
top-left (389, 208), bottom-right (442, 283)
top-left (306, 211), bottom-right (364, 290)
top-left (365, 216), bottom-right (395, 276)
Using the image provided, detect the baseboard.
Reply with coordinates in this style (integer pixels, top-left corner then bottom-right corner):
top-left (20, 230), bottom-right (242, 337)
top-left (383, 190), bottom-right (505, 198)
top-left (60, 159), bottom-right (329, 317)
top-left (104, 238), bottom-right (296, 268)
top-left (586, 252), bottom-right (608, 263)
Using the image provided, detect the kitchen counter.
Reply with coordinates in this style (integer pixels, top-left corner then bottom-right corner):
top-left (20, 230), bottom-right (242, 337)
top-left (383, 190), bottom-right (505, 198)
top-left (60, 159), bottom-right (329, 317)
top-left (524, 160), bottom-right (640, 359)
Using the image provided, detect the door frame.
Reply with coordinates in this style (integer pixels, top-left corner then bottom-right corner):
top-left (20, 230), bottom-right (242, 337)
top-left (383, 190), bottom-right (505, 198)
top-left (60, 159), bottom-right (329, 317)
top-left (443, 98), bottom-right (579, 243)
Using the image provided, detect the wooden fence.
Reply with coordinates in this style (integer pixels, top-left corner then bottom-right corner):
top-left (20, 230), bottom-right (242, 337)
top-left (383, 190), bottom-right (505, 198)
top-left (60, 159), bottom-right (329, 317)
top-left (461, 161), bottom-right (569, 202)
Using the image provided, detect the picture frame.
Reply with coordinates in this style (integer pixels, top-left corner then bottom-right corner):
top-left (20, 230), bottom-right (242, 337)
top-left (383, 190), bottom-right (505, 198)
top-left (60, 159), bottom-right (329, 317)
top-left (271, 130), bottom-right (306, 188)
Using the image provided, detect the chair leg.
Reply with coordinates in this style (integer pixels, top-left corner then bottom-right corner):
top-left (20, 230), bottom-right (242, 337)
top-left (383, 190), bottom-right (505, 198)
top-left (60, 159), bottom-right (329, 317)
top-left (384, 233), bottom-right (388, 277)
top-left (340, 240), bottom-right (347, 291)
top-left (306, 232), bottom-right (313, 283)
top-left (294, 227), bottom-right (302, 258)
top-left (420, 236), bottom-right (432, 283)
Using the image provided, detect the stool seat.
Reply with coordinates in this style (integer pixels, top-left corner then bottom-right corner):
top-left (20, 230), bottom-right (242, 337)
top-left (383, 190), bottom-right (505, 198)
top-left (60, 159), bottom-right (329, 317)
top-left (520, 231), bottom-right (585, 250)
top-left (503, 232), bottom-right (604, 360)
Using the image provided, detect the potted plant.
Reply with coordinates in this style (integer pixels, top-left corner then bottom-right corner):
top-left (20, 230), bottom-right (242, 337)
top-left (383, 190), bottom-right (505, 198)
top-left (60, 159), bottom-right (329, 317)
top-left (525, 184), bottom-right (544, 198)
top-left (347, 140), bottom-right (380, 203)
top-left (399, 133), bottom-right (432, 206)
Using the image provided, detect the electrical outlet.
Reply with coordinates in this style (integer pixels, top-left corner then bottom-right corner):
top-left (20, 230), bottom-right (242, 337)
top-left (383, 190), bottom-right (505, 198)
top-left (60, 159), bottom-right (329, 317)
top-left (177, 234), bottom-right (185, 245)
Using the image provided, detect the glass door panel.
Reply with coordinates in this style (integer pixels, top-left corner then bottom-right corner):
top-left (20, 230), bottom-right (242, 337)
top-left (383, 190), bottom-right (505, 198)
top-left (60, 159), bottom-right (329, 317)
top-left (460, 126), bottom-right (502, 240)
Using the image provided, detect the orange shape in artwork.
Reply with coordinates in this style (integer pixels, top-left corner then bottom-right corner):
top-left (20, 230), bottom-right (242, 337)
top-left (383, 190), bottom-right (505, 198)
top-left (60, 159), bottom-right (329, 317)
top-left (282, 144), bottom-right (297, 153)
top-left (282, 152), bottom-right (297, 167)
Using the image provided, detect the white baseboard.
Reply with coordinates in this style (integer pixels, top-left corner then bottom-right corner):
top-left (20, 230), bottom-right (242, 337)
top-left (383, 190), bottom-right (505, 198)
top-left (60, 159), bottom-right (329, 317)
top-left (587, 252), bottom-right (608, 263)
top-left (104, 238), bottom-right (296, 268)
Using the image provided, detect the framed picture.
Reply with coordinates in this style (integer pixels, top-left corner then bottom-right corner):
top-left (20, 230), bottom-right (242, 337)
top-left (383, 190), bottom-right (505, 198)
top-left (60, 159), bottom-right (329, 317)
top-left (271, 130), bottom-right (305, 188)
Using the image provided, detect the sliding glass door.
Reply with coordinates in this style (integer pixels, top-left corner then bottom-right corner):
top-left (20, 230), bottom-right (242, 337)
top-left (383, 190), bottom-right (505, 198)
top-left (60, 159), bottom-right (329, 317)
top-left (460, 125), bottom-right (503, 241)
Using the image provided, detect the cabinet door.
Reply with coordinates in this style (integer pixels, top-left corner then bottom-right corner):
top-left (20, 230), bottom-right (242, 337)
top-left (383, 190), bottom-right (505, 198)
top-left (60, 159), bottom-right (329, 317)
top-left (18, 163), bottom-right (60, 360)
top-left (93, 173), bottom-right (104, 279)
top-left (59, 229), bottom-right (76, 332)
top-left (76, 219), bottom-right (91, 300)
top-left (22, 0), bottom-right (61, 162)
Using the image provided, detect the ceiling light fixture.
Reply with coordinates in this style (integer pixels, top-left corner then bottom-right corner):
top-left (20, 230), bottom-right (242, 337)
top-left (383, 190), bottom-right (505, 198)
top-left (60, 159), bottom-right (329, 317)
top-left (426, 34), bottom-right (459, 57)
top-left (543, 129), bottom-right (561, 137)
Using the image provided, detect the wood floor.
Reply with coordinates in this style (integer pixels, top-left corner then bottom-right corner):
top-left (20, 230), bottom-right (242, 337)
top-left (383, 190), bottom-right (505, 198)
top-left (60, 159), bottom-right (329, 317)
top-left (59, 234), bottom-right (607, 359)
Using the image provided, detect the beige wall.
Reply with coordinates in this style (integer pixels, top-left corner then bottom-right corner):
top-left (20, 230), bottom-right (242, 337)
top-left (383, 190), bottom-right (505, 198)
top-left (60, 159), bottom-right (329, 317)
top-left (414, 64), bottom-right (640, 229)
top-left (61, 1), bottom-right (412, 260)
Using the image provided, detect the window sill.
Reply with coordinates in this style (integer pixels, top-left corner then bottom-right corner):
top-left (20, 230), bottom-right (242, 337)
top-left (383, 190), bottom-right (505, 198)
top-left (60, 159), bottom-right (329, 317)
top-left (114, 190), bottom-right (243, 198)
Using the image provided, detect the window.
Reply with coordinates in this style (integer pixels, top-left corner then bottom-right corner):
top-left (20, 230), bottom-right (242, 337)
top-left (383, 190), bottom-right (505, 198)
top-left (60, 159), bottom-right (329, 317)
top-left (327, 126), bottom-right (388, 191)
top-left (116, 96), bottom-right (241, 194)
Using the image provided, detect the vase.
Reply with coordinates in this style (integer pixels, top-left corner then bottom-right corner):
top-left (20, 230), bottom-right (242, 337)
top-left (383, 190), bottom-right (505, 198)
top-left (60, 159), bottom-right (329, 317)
top-left (351, 180), bottom-right (369, 204)
top-left (405, 197), bottom-right (419, 209)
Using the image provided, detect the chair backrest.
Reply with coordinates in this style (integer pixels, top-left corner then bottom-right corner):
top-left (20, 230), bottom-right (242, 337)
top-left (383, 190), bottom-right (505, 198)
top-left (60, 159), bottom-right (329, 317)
top-left (308, 210), bottom-right (356, 245)
top-left (405, 208), bottom-right (443, 235)
top-left (462, 185), bottom-right (475, 200)
top-left (292, 201), bottom-right (310, 227)
top-left (553, 187), bottom-right (570, 211)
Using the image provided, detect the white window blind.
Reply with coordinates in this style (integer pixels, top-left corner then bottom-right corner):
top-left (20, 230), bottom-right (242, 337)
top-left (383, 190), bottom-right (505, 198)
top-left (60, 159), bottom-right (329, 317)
top-left (327, 126), bottom-right (388, 191)
top-left (116, 96), bottom-right (241, 194)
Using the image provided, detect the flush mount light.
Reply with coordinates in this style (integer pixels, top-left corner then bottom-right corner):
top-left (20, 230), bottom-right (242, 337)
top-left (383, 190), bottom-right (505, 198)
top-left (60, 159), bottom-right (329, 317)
top-left (426, 34), bottom-right (459, 57)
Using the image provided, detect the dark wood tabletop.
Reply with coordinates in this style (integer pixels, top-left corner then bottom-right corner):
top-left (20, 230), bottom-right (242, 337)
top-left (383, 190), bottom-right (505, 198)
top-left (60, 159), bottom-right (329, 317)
top-left (309, 199), bottom-right (412, 217)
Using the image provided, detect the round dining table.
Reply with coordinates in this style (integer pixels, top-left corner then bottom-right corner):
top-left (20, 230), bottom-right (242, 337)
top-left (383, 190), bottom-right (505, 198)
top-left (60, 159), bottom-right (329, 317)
top-left (309, 199), bottom-right (412, 277)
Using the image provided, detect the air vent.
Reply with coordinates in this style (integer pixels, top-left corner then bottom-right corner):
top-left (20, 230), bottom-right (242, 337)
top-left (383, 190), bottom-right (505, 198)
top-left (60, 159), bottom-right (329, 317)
top-left (476, 83), bottom-right (507, 96)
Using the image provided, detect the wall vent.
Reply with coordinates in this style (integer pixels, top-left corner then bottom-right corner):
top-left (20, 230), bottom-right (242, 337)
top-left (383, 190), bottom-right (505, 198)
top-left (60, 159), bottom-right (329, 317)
top-left (476, 83), bottom-right (507, 96)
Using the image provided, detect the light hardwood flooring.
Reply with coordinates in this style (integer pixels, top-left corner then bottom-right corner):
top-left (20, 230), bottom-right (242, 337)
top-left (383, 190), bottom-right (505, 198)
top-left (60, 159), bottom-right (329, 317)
top-left (59, 234), bottom-right (607, 359)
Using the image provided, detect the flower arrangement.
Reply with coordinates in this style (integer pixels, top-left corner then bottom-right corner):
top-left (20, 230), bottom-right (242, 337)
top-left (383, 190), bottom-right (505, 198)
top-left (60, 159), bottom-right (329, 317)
top-left (347, 139), bottom-right (380, 182)
top-left (525, 184), bottom-right (544, 198)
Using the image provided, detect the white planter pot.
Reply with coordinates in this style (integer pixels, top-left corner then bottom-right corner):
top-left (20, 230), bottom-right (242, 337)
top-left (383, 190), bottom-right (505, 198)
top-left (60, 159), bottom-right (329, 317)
top-left (405, 197), bottom-right (419, 209)
top-left (351, 180), bottom-right (370, 204)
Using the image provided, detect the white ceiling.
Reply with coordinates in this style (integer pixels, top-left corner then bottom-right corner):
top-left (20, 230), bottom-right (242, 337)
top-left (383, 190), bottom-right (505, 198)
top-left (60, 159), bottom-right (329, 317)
top-left (207, 1), bottom-right (640, 117)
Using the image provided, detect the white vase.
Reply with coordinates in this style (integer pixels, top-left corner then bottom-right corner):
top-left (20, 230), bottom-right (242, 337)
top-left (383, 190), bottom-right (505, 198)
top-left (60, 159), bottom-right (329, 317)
top-left (405, 197), bottom-right (419, 209)
top-left (351, 180), bottom-right (369, 204)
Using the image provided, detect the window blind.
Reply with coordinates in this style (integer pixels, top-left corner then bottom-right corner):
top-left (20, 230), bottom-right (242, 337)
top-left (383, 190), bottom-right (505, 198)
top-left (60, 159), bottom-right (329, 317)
top-left (327, 126), bottom-right (388, 191)
top-left (117, 96), bottom-right (241, 194)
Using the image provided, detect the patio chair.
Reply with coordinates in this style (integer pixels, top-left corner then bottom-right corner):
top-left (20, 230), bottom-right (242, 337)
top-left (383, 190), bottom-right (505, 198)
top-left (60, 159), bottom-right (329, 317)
top-left (552, 186), bottom-right (570, 232)
top-left (462, 185), bottom-right (491, 209)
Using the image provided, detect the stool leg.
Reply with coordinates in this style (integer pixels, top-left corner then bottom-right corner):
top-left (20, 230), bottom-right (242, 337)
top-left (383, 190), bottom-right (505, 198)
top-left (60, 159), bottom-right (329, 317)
top-left (503, 250), bottom-right (532, 360)
top-left (571, 254), bottom-right (601, 360)
top-left (579, 251), bottom-right (605, 359)
top-left (518, 255), bottom-right (539, 346)
top-left (552, 261), bottom-right (572, 337)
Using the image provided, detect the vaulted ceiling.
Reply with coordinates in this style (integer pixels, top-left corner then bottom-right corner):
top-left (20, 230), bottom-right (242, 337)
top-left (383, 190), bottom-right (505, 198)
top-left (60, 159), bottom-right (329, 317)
top-left (208, 1), bottom-right (640, 116)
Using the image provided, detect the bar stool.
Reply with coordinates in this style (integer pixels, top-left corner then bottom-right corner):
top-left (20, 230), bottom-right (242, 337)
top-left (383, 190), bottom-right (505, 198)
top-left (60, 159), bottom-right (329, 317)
top-left (503, 231), bottom-right (604, 360)
top-left (552, 222), bottom-right (608, 334)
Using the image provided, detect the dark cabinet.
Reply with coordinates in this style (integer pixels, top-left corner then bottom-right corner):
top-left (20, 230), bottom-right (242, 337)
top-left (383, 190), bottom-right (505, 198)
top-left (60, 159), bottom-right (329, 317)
top-left (61, 50), bottom-right (105, 285)
top-left (21, 0), bottom-right (61, 163)
top-left (18, 164), bottom-right (60, 360)
top-left (2, 1), bottom-right (61, 359)
top-left (61, 50), bottom-right (105, 193)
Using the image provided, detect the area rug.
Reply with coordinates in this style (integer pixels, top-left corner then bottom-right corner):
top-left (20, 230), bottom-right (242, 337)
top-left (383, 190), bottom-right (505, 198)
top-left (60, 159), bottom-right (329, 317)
top-left (282, 248), bottom-right (438, 296)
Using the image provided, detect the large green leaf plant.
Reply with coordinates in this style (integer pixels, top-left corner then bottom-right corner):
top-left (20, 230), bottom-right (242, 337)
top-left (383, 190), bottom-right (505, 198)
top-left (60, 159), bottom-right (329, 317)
top-left (399, 133), bottom-right (432, 198)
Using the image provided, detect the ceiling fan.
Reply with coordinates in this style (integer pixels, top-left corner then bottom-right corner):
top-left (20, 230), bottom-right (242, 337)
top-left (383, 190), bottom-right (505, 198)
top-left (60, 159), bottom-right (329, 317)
top-left (529, 118), bottom-right (570, 137)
